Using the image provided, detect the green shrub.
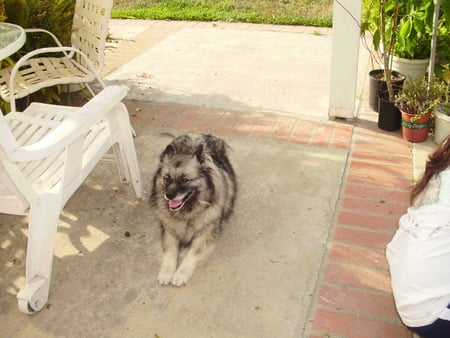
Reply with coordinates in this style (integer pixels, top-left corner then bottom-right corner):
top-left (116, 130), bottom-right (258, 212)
top-left (1, 1), bottom-right (75, 111)
top-left (4, 0), bottom-right (75, 56)
top-left (0, 0), bottom-right (7, 21)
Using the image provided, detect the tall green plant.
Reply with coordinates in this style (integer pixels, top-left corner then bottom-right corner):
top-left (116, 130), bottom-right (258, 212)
top-left (1, 0), bottom-right (75, 111)
top-left (394, 0), bottom-right (434, 59)
top-left (0, 0), bottom-right (7, 21)
top-left (379, 0), bottom-right (400, 102)
top-left (4, 0), bottom-right (74, 55)
top-left (435, 1), bottom-right (450, 79)
top-left (362, 0), bottom-right (450, 99)
top-left (29, 0), bottom-right (74, 45)
top-left (4, 0), bottom-right (33, 27)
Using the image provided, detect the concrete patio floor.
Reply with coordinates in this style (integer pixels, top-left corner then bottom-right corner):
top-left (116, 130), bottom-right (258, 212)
top-left (1, 129), bottom-right (347, 337)
top-left (0, 19), bottom-right (439, 337)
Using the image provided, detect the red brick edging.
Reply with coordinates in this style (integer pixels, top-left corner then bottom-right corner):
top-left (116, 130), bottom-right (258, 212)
top-left (309, 123), bottom-right (413, 337)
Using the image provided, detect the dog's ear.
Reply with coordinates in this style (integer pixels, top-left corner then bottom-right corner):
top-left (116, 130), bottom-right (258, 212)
top-left (203, 135), bottom-right (234, 173)
top-left (195, 144), bottom-right (206, 163)
top-left (169, 135), bottom-right (194, 156)
top-left (160, 143), bottom-right (175, 161)
top-left (204, 135), bottom-right (227, 157)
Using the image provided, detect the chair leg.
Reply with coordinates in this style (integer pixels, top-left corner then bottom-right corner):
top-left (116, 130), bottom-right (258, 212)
top-left (17, 193), bottom-right (60, 314)
top-left (114, 103), bottom-right (146, 200)
top-left (112, 143), bottom-right (130, 184)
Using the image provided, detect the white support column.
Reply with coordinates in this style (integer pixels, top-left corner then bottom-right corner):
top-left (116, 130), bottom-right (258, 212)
top-left (328, 0), bottom-right (362, 119)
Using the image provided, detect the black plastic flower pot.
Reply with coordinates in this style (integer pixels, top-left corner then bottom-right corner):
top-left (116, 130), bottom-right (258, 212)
top-left (378, 97), bottom-right (401, 131)
top-left (369, 69), bottom-right (406, 112)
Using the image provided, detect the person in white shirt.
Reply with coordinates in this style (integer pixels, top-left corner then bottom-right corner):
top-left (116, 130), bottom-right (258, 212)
top-left (386, 135), bottom-right (450, 338)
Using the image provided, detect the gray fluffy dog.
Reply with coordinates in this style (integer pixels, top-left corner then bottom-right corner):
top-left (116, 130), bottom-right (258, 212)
top-left (150, 134), bottom-right (237, 286)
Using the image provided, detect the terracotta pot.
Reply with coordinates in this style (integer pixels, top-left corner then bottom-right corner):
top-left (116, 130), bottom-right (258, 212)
top-left (401, 110), bottom-right (431, 143)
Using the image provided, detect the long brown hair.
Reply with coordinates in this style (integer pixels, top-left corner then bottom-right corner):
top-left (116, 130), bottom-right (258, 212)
top-left (411, 135), bottom-right (450, 205)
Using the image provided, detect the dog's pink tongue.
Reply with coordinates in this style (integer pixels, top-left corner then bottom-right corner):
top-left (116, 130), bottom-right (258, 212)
top-left (169, 199), bottom-right (182, 209)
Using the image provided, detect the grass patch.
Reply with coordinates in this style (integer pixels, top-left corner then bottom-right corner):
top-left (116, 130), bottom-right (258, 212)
top-left (112, 0), bottom-right (333, 27)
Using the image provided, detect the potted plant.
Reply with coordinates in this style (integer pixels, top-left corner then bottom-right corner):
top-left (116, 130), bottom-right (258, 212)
top-left (434, 2), bottom-right (450, 81)
top-left (362, 0), bottom-right (449, 114)
top-left (390, 0), bottom-right (435, 79)
top-left (395, 76), bottom-right (448, 142)
top-left (362, 0), bottom-right (405, 131)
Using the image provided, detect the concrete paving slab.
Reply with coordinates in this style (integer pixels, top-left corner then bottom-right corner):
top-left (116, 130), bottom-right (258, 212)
top-left (107, 19), bottom-right (155, 41)
top-left (105, 28), bottom-right (332, 119)
top-left (0, 128), bottom-right (347, 337)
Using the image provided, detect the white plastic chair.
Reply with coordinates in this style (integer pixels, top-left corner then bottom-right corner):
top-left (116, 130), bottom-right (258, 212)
top-left (0, 85), bottom-right (145, 314)
top-left (0, 0), bottom-right (112, 112)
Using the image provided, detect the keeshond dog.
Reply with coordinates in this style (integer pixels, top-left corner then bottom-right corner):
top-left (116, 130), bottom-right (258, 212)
top-left (151, 134), bottom-right (237, 286)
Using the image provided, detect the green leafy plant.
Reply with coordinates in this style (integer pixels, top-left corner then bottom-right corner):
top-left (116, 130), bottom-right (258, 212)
top-left (0, 0), bottom-right (6, 22)
top-left (362, 0), bottom-right (450, 109)
top-left (363, 0), bottom-right (450, 66)
top-left (395, 76), bottom-right (449, 121)
top-left (362, 0), bottom-right (435, 60)
top-left (361, 0), bottom-right (402, 102)
top-left (435, 2), bottom-right (450, 80)
top-left (4, 0), bottom-right (74, 54)
top-left (393, 0), bottom-right (434, 60)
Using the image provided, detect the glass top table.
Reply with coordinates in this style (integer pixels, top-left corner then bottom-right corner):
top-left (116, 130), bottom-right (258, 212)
top-left (0, 22), bottom-right (25, 60)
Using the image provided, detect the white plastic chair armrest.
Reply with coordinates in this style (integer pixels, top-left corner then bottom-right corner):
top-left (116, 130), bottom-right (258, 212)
top-left (0, 118), bottom-right (19, 155)
top-left (9, 86), bottom-right (128, 162)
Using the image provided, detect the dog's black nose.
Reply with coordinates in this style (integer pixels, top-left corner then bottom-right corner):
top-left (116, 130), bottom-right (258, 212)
top-left (165, 190), bottom-right (177, 200)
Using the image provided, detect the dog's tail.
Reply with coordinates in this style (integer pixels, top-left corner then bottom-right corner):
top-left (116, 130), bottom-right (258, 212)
top-left (158, 132), bottom-right (176, 139)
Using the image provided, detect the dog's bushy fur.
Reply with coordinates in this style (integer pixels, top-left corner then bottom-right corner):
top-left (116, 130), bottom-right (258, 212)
top-left (151, 134), bottom-right (237, 286)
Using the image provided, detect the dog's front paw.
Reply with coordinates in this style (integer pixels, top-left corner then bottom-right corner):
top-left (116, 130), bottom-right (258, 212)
top-left (171, 268), bottom-right (193, 286)
top-left (158, 269), bottom-right (174, 286)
